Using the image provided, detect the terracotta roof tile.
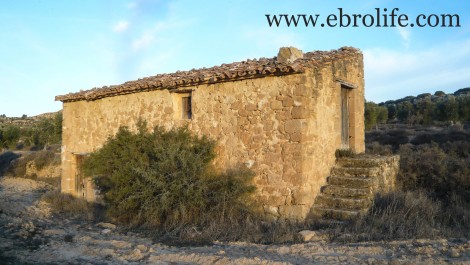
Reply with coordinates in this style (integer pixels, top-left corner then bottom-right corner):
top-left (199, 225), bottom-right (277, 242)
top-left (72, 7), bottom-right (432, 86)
top-left (56, 47), bottom-right (361, 102)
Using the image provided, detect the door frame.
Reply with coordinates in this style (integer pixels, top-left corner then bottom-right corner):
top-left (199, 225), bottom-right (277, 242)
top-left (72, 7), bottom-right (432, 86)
top-left (340, 84), bottom-right (353, 149)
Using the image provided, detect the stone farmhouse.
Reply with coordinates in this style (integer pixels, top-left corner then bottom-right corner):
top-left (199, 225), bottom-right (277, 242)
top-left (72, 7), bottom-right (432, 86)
top-left (56, 46), bottom-right (382, 220)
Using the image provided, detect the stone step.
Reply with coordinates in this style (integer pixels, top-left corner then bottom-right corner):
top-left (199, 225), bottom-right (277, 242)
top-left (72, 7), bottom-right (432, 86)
top-left (336, 157), bottom-right (384, 168)
top-left (321, 185), bottom-right (372, 198)
top-left (330, 166), bottom-right (380, 178)
top-left (327, 176), bottom-right (374, 188)
top-left (311, 207), bottom-right (363, 220)
top-left (314, 194), bottom-right (372, 210)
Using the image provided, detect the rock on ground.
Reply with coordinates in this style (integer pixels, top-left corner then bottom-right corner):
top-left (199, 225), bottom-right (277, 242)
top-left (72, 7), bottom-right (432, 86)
top-left (1, 176), bottom-right (469, 264)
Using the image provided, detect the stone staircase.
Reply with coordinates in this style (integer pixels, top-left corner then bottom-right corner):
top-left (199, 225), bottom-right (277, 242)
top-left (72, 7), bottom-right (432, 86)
top-left (311, 155), bottom-right (399, 221)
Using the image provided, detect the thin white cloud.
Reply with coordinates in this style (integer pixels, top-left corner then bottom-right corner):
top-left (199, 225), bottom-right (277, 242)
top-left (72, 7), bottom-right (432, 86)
top-left (113, 21), bottom-right (130, 33)
top-left (131, 19), bottom-right (188, 51)
top-left (364, 39), bottom-right (470, 102)
top-left (132, 31), bottom-right (154, 50)
top-left (397, 27), bottom-right (411, 48)
top-left (127, 2), bottom-right (136, 9)
top-left (111, 2), bottom-right (192, 79)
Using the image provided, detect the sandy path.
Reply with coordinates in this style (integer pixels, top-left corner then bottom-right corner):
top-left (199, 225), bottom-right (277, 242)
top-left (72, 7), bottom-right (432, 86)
top-left (0, 176), bottom-right (469, 264)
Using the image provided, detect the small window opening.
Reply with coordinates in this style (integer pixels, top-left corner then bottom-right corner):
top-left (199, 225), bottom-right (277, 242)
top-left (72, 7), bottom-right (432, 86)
top-left (181, 96), bottom-right (192, 119)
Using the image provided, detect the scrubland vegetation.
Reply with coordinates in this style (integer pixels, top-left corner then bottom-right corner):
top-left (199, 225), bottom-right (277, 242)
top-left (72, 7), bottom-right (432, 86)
top-left (353, 89), bottom-right (470, 241)
top-left (66, 120), bottom-right (468, 244)
top-left (1, 90), bottom-right (469, 245)
top-left (6, 121), bottom-right (464, 245)
top-left (336, 126), bottom-right (470, 242)
top-left (0, 112), bottom-right (62, 150)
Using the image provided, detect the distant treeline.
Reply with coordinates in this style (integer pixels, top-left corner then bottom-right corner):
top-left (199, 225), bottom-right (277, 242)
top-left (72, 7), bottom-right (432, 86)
top-left (0, 112), bottom-right (62, 150)
top-left (365, 88), bottom-right (470, 130)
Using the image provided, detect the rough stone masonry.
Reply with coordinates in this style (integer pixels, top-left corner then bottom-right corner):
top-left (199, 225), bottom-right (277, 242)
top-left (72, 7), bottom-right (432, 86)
top-left (56, 46), bottom-right (366, 220)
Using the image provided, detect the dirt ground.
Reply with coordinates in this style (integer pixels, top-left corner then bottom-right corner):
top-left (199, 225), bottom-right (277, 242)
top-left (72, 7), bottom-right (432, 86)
top-left (0, 176), bottom-right (469, 265)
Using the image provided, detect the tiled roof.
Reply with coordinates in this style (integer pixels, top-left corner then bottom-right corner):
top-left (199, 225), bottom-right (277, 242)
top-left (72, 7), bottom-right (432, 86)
top-left (56, 47), bottom-right (361, 102)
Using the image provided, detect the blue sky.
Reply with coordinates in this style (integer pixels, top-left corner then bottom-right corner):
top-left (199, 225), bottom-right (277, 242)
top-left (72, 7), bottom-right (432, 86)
top-left (1, 0), bottom-right (469, 117)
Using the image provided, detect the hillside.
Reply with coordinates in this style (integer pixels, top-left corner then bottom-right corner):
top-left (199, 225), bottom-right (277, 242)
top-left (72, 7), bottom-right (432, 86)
top-left (0, 111), bottom-right (61, 128)
top-left (0, 111), bottom-right (62, 150)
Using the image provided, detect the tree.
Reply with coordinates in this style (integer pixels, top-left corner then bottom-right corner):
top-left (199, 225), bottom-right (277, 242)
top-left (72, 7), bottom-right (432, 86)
top-left (415, 98), bottom-right (434, 125)
top-left (376, 106), bottom-right (388, 124)
top-left (0, 125), bottom-right (20, 149)
top-left (34, 112), bottom-right (62, 148)
top-left (364, 101), bottom-right (388, 130)
top-left (397, 101), bottom-right (414, 122)
top-left (387, 104), bottom-right (397, 120)
top-left (457, 96), bottom-right (470, 121)
top-left (434, 91), bottom-right (446, 97)
top-left (364, 102), bottom-right (378, 130)
top-left (435, 96), bottom-right (458, 122)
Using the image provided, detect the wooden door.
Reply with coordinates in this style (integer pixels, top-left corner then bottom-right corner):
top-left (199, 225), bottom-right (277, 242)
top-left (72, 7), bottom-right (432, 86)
top-left (74, 155), bottom-right (84, 198)
top-left (341, 86), bottom-right (350, 149)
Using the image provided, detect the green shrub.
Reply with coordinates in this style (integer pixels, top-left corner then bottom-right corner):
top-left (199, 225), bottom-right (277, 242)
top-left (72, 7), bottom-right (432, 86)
top-left (0, 125), bottom-right (20, 149)
top-left (82, 122), bottom-right (257, 239)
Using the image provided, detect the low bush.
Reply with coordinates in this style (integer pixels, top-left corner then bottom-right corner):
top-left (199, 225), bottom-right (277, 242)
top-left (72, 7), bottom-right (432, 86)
top-left (6, 150), bottom-right (60, 180)
top-left (82, 122), bottom-right (260, 242)
top-left (366, 129), bottom-right (409, 150)
top-left (411, 129), bottom-right (470, 145)
top-left (33, 150), bottom-right (59, 170)
top-left (365, 142), bottom-right (393, 156)
top-left (398, 143), bottom-right (470, 204)
top-left (0, 151), bottom-right (20, 175)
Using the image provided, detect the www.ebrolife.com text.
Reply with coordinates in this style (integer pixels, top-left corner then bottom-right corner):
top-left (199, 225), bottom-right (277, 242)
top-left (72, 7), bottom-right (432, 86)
top-left (266, 8), bottom-right (461, 28)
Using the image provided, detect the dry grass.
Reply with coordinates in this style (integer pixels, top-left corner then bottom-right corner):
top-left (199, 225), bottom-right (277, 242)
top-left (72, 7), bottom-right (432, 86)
top-left (41, 191), bottom-right (104, 222)
top-left (345, 126), bottom-right (470, 242)
top-left (335, 148), bottom-right (357, 158)
top-left (331, 191), bottom-right (442, 242)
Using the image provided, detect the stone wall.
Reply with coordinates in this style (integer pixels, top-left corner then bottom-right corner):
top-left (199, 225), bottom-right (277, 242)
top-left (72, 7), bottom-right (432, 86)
top-left (60, 53), bottom-right (364, 219)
